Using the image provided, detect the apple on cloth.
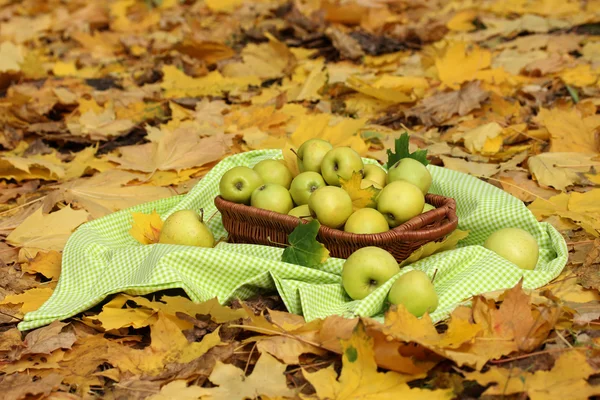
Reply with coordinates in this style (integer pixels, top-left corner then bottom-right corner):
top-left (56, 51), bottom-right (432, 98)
top-left (17, 149), bottom-right (568, 331)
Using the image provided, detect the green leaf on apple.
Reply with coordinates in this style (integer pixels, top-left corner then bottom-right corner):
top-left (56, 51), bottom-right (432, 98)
top-left (398, 228), bottom-right (469, 268)
top-left (340, 171), bottom-right (380, 210)
top-left (386, 132), bottom-right (429, 169)
top-left (282, 220), bottom-right (330, 268)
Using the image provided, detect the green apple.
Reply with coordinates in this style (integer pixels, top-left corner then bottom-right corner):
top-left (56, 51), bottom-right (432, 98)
top-left (158, 210), bottom-right (214, 247)
top-left (388, 270), bottom-right (438, 317)
top-left (219, 166), bottom-right (264, 204)
top-left (422, 203), bottom-right (436, 213)
top-left (360, 179), bottom-right (383, 190)
top-left (363, 164), bottom-right (387, 188)
top-left (387, 158), bottom-right (432, 194)
top-left (344, 208), bottom-right (389, 234)
top-left (342, 247), bottom-right (400, 300)
top-left (483, 227), bottom-right (539, 270)
top-left (307, 186), bottom-right (353, 228)
top-left (321, 147), bottom-right (364, 186)
top-left (288, 204), bottom-right (313, 220)
top-left (253, 159), bottom-right (293, 189)
top-left (296, 139), bottom-right (333, 173)
top-left (289, 172), bottom-right (326, 206)
top-left (377, 181), bottom-right (425, 227)
top-left (251, 184), bottom-right (294, 214)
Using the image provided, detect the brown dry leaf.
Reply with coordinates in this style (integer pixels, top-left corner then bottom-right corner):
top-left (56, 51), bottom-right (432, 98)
top-left (67, 103), bottom-right (135, 140)
top-left (408, 81), bottom-right (489, 126)
top-left (497, 170), bottom-right (560, 202)
top-left (340, 171), bottom-right (380, 209)
top-left (440, 156), bottom-right (500, 177)
top-left (0, 328), bottom-right (23, 360)
top-left (527, 152), bottom-right (597, 190)
top-left (325, 26), bottom-right (365, 60)
top-left (22, 250), bottom-right (61, 280)
top-left (5, 206), bottom-right (89, 256)
top-left (573, 238), bottom-right (600, 290)
top-left (0, 180), bottom-right (39, 204)
top-left (109, 128), bottom-right (234, 173)
top-left (302, 321), bottom-right (453, 399)
top-left (465, 350), bottom-right (600, 399)
top-left (222, 34), bottom-right (296, 80)
top-left (0, 373), bottom-right (64, 400)
top-left (51, 170), bottom-right (175, 219)
top-left (20, 321), bottom-right (76, 356)
top-left (492, 279), bottom-right (560, 352)
top-left (129, 209), bottom-right (163, 245)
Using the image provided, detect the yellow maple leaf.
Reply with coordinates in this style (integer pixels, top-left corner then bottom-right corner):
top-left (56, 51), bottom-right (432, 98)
top-left (346, 75), bottom-right (414, 103)
top-left (108, 127), bottom-right (234, 174)
top-left (466, 350), bottom-right (600, 399)
top-left (302, 321), bottom-right (453, 399)
top-left (22, 250), bottom-right (62, 280)
top-left (535, 107), bottom-right (600, 153)
top-left (435, 42), bottom-right (491, 88)
top-left (161, 65), bottom-right (260, 98)
top-left (0, 41), bottom-right (23, 73)
top-left (398, 229), bottom-right (469, 267)
top-left (129, 209), bottom-right (163, 245)
top-left (6, 206), bottom-right (90, 258)
top-left (447, 10), bottom-right (477, 31)
top-left (192, 352), bottom-right (300, 400)
top-left (285, 114), bottom-right (369, 156)
top-left (340, 172), bottom-right (380, 210)
top-left (0, 287), bottom-right (54, 313)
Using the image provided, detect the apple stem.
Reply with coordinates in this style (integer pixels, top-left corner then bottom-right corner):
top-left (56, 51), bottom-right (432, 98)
top-left (431, 268), bottom-right (438, 284)
top-left (290, 148), bottom-right (299, 158)
top-left (267, 236), bottom-right (290, 247)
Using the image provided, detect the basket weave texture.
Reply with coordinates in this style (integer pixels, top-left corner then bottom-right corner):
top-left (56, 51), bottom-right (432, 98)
top-left (214, 193), bottom-right (458, 262)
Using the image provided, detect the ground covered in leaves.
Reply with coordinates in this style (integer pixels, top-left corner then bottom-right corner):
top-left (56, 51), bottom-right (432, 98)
top-left (1, 0), bottom-right (600, 398)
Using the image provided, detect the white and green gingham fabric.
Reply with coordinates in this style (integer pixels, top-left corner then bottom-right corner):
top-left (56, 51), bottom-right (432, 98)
top-left (19, 149), bottom-right (568, 330)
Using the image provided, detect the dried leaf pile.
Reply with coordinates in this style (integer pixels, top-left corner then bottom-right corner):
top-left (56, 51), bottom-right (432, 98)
top-left (2, 0), bottom-right (600, 398)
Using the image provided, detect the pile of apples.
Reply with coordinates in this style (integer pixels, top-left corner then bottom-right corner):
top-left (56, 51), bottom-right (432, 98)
top-left (218, 138), bottom-right (435, 233)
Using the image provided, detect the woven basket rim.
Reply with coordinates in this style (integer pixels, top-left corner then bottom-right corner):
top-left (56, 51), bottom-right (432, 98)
top-left (214, 193), bottom-right (458, 243)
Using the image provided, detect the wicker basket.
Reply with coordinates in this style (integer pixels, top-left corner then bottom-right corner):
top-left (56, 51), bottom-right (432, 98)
top-left (214, 193), bottom-right (458, 263)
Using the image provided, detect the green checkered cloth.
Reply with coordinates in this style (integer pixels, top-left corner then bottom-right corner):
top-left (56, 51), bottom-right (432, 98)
top-left (19, 150), bottom-right (568, 331)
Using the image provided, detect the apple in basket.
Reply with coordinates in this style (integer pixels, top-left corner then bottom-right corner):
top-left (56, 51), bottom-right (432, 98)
top-left (363, 164), bottom-right (387, 188)
top-left (289, 171), bottom-right (326, 206)
top-left (307, 186), bottom-right (353, 229)
top-left (219, 166), bottom-right (264, 204)
top-left (320, 146), bottom-right (364, 186)
top-left (387, 157), bottom-right (432, 195)
top-left (159, 210), bottom-right (215, 247)
top-left (253, 159), bottom-right (293, 189)
top-left (296, 138), bottom-right (333, 173)
top-left (377, 180), bottom-right (425, 228)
